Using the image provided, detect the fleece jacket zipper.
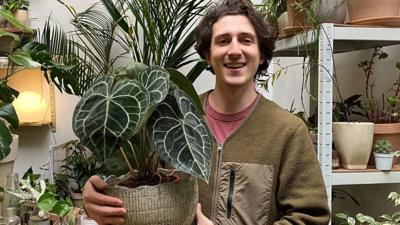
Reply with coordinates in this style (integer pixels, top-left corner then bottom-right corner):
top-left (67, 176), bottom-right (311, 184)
top-left (211, 143), bottom-right (224, 221)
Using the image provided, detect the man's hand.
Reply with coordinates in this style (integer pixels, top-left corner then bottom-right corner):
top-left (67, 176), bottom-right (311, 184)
top-left (196, 204), bottom-right (214, 225)
top-left (83, 176), bottom-right (127, 225)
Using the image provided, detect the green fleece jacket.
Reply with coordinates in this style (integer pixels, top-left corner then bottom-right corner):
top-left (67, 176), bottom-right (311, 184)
top-left (198, 93), bottom-right (330, 225)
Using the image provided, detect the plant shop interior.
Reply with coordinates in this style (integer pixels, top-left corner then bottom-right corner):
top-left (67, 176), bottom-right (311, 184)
top-left (1, 0), bottom-right (400, 224)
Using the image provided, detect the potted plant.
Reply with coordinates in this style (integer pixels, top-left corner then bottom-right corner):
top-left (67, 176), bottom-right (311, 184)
top-left (373, 139), bottom-right (400, 171)
top-left (357, 47), bottom-right (400, 166)
top-left (346, 0), bottom-right (400, 24)
top-left (332, 94), bottom-right (375, 169)
top-left (72, 61), bottom-right (212, 225)
top-left (58, 140), bottom-right (103, 208)
top-left (5, 171), bottom-right (73, 225)
top-left (3, 0), bottom-right (29, 26)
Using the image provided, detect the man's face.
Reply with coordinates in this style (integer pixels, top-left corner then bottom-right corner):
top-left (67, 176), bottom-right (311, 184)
top-left (206, 15), bottom-right (263, 89)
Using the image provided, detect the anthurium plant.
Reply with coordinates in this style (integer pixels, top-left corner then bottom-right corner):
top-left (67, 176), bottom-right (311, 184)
top-left (72, 62), bottom-right (212, 184)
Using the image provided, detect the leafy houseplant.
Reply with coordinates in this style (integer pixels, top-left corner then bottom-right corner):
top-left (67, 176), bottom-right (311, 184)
top-left (337, 191), bottom-right (400, 225)
top-left (3, 0), bottom-right (29, 13)
top-left (5, 173), bottom-right (73, 222)
top-left (72, 62), bottom-right (212, 225)
top-left (358, 47), bottom-right (399, 124)
top-left (373, 139), bottom-right (400, 171)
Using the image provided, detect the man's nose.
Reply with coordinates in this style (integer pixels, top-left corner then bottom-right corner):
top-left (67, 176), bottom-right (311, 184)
top-left (227, 40), bottom-right (242, 58)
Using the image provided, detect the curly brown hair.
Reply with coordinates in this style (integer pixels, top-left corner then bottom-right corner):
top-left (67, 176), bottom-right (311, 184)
top-left (194, 0), bottom-right (276, 75)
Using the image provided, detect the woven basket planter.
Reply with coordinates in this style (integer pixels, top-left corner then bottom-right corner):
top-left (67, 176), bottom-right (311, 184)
top-left (106, 177), bottom-right (198, 225)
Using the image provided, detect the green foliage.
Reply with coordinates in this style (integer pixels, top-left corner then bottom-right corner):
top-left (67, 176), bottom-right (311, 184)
top-left (358, 47), bottom-right (400, 123)
top-left (5, 170), bottom-right (72, 218)
top-left (72, 63), bottom-right (212, 182)
top-left (333, 94), bottom-right (364, 122)
top-left (374, 139), bottom-right (392, 154)
top-left (4, 0), bottom-right (29, 12)
top-left (59, 140), bottom-right (104, 192)
top-left (257, 0), bottom-right (287, 25)
top-left (337, 192), bottom-right (400, 225)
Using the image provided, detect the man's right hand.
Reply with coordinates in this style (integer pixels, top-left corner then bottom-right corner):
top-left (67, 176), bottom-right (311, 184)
top-left (83, 176), bottom-right (127, 225)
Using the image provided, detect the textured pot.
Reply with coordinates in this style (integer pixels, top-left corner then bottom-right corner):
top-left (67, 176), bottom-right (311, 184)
top-left (374, 152), bottom-right (394, 171)
top-left (0, 135), bottom-right (18, 217)
top-left (333, 122), bottom-right (374, 169)
top-left (277, 11), bottom-right (289, 37)
top-left (346, 0), bottom-right (400, 22)
top-left (106, 177), bottom-right (198, 225)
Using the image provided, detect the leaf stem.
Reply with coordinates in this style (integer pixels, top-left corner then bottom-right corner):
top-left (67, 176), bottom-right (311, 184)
top-left (119, 147), bottom-right (135, 175)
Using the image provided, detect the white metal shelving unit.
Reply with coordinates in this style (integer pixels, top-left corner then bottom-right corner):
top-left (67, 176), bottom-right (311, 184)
top-left (274, 23), bottom-right (400, 209)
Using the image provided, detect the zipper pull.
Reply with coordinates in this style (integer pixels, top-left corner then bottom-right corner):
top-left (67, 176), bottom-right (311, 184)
top-left (217, 144), bottom-right (223, 152)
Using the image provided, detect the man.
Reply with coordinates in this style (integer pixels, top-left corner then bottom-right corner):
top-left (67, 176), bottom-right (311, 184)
top-left (82, 0), bottom-right (331, 224)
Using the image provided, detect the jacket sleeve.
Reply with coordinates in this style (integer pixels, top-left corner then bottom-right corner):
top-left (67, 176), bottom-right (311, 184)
top-left (273, 123), bottom-right (331, 225)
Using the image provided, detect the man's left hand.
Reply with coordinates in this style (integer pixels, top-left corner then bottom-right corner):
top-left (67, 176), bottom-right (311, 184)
top-left (196, 204), bottom-right (214, 225)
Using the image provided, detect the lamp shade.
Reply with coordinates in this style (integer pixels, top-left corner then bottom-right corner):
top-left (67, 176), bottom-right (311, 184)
top-left (12, 91), bottom-right (49, 123)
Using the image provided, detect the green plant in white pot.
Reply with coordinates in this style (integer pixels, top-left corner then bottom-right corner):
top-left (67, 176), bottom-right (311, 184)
top-left (72, 62), bottom-right (212, 225)
top-left (374, 139), bottom-right (400, 171)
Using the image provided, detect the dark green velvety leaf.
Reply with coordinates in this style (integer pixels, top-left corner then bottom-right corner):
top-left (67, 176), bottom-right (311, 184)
top-left (167, 68), bottom-right (204, 115)
top-left (0, 122), bottom-right (12, 161)
top-left (114, 62), bottom-right (148, 79)
top-left (0, 103), bottom-right (19, 128)
top-left (0, 81), bottom-right (19, 104)
top-left (137, 66), bottom-right (169, 107)
top-left (73, 75), bottom-right (149, 164)
top-left (148, 89), bottom-right (212, 182)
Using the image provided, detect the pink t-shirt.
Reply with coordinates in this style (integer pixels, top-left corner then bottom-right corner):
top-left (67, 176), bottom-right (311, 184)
top-left (205, 93), bottom-right (259, 144)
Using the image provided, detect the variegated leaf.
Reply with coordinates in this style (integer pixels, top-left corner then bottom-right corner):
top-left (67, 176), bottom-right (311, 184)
top-left (137, 66), bottom-right (170, 107)
top-left (72, 75), bottom-right (149, 163)
top-left (148, 89), bottom-right (212, 182)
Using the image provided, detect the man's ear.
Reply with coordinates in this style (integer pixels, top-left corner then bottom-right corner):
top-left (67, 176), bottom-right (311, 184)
top-left (259, 54), bottom-right (265, 65)
top-left (205, 51), bottom-right (211, 65)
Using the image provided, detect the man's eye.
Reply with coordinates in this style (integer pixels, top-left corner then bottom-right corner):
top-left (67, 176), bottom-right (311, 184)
top-left (218, 39), bottom-right (228, 44)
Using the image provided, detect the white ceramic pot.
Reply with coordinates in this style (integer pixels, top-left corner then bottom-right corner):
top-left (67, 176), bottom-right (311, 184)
top-left (374, 152), bottom-right (394, 171)
top-left (0, 56), bottom-right (9, 66)
top-left (333, 122), bottom-right (374, 169)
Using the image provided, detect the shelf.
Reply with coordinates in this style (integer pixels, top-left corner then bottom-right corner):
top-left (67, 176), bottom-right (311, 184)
top-left (332, 165), bottom-right (400, 185)
top-left (275, 24), bottom-right (400, 57)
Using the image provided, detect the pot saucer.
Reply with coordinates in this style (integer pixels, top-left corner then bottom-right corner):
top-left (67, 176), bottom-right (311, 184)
top-left (283, 26), bottom-right (312, 36)
top-left (346, 16), bottom-right (400, 27)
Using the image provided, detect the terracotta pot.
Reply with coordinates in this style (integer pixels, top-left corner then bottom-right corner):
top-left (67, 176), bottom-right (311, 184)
top-left (286, 0), bottom-right (308, 27)
top-left (105, 177), bottom-right (198, 225)
top-left (368, 123), bottom-right (400, 166)
top-left (346, 0), bottom-right (400, 22)
top-left (333, 122), bottom-right (374, 169)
